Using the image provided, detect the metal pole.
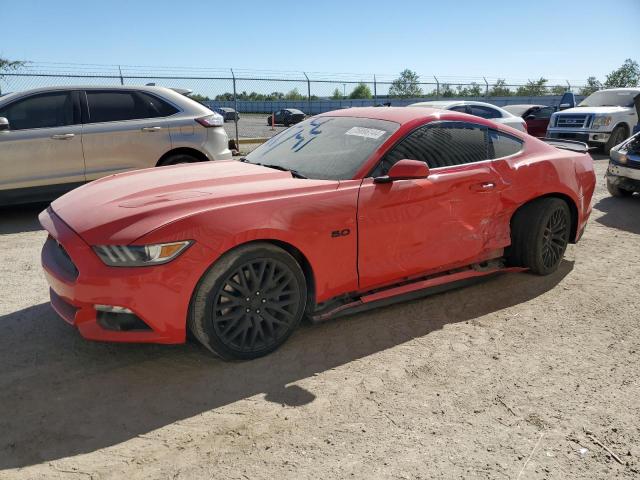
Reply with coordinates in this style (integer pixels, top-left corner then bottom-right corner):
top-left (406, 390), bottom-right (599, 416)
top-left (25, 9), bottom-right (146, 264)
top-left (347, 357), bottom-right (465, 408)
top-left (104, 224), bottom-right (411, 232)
top-left (566, 80), bottom-right (571, 92)
top-left (231, 69), bottom-right (239, 149)
top-left (433, 76), bottom-right (440, 98)
top-left (303, 72), bottom-right (311, 115)
top-left (483, 76), bottom-right (489, 99)
top-left (373, 75), bottom-right (377, 104)
top-left (118, 65), bottom-right (124, 85)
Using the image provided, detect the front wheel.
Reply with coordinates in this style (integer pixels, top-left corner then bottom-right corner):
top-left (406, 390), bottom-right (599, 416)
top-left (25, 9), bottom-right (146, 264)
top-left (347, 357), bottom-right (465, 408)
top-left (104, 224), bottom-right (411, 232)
top-left (507, 198), bottom-right (571, 275)
top-left (188, 243), bottom-right (307, 360)
top-left (604, 125), bottom-right (627, 155)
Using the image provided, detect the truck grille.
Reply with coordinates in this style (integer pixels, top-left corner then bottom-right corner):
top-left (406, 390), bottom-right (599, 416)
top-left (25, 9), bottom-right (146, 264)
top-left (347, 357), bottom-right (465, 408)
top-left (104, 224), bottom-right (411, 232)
top-left (555, 114), bottom-right (593, 128)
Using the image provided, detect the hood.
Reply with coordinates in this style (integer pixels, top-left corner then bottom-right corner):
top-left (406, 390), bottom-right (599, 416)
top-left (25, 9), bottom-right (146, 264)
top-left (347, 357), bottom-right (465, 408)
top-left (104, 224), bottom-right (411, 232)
top-left (51, 160), bottom-right (337, 245)
top-left (557, 106), bottom-right (632, 115)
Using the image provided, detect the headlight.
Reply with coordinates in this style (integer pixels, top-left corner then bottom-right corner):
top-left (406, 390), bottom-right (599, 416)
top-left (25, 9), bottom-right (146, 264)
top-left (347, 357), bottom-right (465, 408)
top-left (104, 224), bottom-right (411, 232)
top-left (610, 148), bottom-right (628, 164)
top-left (592, 116), bottom-right (612, 128)
top-left (93, 241), bottom-right (192, 267)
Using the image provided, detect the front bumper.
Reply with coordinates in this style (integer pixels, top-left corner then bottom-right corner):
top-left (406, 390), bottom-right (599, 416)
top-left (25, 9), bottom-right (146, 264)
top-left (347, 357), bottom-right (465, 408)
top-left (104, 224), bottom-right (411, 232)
top-left (547, 129), bottom-right (610, 145)
top-left (39, 208), bottom-right (206, 344)
top-left (607, 163), bottom-right (640, 192)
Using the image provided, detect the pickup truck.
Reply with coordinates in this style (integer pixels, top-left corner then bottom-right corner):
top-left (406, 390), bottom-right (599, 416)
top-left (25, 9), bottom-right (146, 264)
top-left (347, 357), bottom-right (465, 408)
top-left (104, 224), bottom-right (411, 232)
top-left (547, 88), bottom-right (640, 154)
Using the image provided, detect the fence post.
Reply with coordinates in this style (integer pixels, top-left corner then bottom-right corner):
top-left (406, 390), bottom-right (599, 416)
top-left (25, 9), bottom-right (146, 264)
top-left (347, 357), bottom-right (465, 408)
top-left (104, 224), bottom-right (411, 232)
top-left (566, 80), bottom-right (571, 92)
top-left (373, 75), bottom-right (377, 104)
top-left (118, 65), bottom-right (124, 86)
top-left (231, 68), bottom-right (239, 148)
top-left (303, 72), bottom-right (311, 115)
top-left (483, 77), bottom-right (489, 99)
top-left (433, 76), bottom-right (440, 98)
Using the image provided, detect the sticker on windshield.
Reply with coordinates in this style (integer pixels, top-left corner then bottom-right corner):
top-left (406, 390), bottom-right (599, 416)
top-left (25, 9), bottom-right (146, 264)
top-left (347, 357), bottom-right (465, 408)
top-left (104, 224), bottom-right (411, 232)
top-left (345, 126), bottom-right (386, 139)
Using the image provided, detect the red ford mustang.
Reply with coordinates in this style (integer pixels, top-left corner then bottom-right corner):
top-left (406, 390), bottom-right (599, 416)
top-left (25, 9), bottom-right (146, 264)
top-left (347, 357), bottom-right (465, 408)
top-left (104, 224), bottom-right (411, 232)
top-left (40, 107), bottom-right (596, 360)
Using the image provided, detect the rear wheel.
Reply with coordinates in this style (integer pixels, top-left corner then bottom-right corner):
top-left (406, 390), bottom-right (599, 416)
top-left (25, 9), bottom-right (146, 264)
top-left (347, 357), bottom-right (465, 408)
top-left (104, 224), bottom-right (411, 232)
top-left (188, 243), bottom-right (307, 360)
top-left (604, 125), bottom-right (627, 155)
top-left (158, 153), bottom-right (199, 166)
top-left (606, 177), bottom-right (633, 197)
top-left (507, 198), bottom-right (571, 275)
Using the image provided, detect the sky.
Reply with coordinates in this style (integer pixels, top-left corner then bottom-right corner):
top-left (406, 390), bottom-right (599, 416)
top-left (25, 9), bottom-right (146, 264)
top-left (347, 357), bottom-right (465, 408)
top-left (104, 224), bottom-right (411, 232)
top-left (1, 0), bottom-right (639, 84)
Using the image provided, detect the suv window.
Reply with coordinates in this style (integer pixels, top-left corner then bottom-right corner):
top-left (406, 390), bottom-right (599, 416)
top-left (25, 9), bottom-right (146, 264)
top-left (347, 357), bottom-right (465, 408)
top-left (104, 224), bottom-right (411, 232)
top-left (376, 121), bottom-right (489, 173)
top-left (469, 105), bottom-right (501, 119)
top-left (0, 91), bottom-right (75, 130)
top-left (489, 130), bottom-right (523, 159)
top-left (86, 90), bottom-right (175, 123)
top-left (529, 106), bottom-right (554, 120)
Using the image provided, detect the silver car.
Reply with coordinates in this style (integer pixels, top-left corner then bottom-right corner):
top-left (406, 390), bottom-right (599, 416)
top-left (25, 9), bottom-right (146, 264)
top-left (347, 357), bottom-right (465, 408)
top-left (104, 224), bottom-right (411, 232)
top-left (0, 85), bottom-right (232, 205)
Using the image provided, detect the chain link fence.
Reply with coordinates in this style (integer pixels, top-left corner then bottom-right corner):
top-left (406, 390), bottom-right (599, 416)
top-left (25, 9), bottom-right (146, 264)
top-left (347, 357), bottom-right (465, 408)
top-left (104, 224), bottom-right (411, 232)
top-left (0, 64), bottom-right (590, 149)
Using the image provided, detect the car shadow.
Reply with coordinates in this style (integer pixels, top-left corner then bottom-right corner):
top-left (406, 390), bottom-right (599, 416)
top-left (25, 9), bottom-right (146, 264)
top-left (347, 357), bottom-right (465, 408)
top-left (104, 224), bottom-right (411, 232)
top-left (594, 195), bottom-right (640, 235)
top-left (0, 261), bottom-right (573, 469)
top-left (0, 203), bottom-right (48, 234)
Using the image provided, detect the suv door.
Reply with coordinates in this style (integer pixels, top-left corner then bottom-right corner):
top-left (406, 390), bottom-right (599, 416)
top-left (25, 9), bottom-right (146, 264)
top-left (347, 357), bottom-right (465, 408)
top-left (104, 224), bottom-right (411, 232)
top-left (525, 106), bottom-right (554, 137)
top-left (81, 90), bottom-right (174, 179)
top-left (357, 121), bottom-right (504, 290)
top-left (0, 90), bottom-right (84, 200)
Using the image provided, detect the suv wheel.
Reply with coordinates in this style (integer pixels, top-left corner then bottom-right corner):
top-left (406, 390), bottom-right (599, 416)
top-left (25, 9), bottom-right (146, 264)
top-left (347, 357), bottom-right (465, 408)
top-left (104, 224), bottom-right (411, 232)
top-left (158, 153), bottom-right (199, 166)
top-left (604, 125), bottom-right (627, 155)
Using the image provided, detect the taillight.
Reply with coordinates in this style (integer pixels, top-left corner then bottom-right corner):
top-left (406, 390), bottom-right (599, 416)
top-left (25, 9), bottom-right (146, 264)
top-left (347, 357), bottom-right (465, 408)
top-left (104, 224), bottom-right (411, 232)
top-left (195, 114), bottom-right (224, 127)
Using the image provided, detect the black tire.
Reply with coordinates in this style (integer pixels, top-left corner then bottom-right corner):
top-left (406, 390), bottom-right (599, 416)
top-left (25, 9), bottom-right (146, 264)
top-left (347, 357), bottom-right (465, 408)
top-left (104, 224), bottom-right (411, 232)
top-left (284, 120), bottom-right (290, 127)
top-left (188, 243), bottom-right (307, 360)
top-left (158, 153), bottom-right (199, 166)
top-left (606, 177), bottom-right (633, 197)
top-left (267, 117), bottom-right (273, 126)
top-left (604, 125), bottom-right (627, 155)
top-left (507, 198), bottom-right (571, 275)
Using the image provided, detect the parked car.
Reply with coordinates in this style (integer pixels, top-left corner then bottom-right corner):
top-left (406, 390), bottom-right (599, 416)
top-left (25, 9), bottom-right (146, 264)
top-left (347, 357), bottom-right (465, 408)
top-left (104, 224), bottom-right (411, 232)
top-left (408, 100), bottom-right (527, 132)
top-left (0, 86), bottom-right (232, 206)
top-left (40, 107), bottom-right (595, 360)
top-left (606, 130), bottom-right (640, 197)
top-left (267, 108), bottom-right (305, 126)
top-left (503, 104), bottom-right (555, 137)
top-left (215, 107), bottom-right (239, 122)
top-left (547, 88), bottom-right (640, 153)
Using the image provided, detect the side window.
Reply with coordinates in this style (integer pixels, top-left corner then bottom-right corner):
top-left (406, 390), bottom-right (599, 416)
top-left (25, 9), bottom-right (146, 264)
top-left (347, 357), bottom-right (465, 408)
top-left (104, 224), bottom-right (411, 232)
top-left (450, 105), bottom-right (468, 113)
top-left (86, 91), bottom-right (148, 123)
top-left (0, 92), bottom-right (74, 130)
top-left (488, 130), bottom-right (523, 159)
top-left (137, 92), bottom-right (179, 117)
top-left (469, 105), bottom-right (502, 119)
top-left (530, 106), bottom-right (553, 120)
top-left (375, 122), bottom-right (489, 174)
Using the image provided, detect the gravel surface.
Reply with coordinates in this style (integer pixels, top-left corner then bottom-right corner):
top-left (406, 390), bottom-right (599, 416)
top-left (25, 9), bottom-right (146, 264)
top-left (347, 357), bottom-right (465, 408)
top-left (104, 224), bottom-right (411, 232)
top-left (223, 113), bottom-right (289, 140)
top-left (1, 154), bottom-right (639, 479)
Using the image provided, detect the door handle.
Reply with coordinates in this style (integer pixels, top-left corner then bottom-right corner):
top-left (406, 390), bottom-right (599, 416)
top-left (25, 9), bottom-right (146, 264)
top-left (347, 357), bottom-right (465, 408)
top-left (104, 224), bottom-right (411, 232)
top-left (141, 126), bottom-right (161, 132)
top-left (470, 182), bottom-right (496, 192)
top-left (51, 133), bottom-right (75, 140)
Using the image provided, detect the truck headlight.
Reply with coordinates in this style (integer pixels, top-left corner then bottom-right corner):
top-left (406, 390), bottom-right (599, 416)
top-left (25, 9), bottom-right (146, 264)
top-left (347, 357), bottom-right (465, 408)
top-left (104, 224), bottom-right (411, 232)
top-left (93, 241), bottom-right (192, 267)
top-left (592, 116), bottom-right (612, 128)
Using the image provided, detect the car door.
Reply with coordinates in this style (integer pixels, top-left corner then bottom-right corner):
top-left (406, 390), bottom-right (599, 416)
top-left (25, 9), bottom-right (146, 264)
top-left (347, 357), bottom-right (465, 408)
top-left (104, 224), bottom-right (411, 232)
top-left (526, 106), bottom-right (554, 137)
top-left (357, 121), bottom-right (504, 291)
top-left (81, 89), bottom-right (173, 180)
top-left (274, 110), bottom-right (283, 124)
top-left (0, 90), bottom-right (85, 195)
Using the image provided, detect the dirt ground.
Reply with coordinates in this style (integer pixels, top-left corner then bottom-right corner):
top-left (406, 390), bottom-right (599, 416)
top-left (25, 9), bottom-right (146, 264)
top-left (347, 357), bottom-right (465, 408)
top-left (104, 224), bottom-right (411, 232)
top-left (1, 154), bottom-right (639, 479)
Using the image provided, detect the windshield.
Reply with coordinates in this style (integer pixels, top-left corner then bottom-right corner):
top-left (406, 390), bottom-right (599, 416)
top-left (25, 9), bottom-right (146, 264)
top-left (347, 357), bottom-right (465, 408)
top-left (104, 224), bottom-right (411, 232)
top-left (578, 90), bottom-right (638, 107)
top-left (244, 116), bottom-right (399, 180)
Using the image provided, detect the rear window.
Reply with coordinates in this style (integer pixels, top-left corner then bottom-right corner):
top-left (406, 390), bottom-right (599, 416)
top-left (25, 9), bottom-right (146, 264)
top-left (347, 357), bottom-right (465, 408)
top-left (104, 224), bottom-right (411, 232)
top-left (86, 90), bottom-right (177, 123)
top-left (489, 130), bottom-right (523, 158)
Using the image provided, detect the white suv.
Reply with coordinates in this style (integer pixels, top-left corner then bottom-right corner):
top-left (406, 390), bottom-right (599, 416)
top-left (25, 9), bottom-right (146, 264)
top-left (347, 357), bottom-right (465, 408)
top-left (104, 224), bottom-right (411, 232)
top-left (547, 88), bottom-right (640, 153)
top-left (0, 85), bottom-right (232, 205)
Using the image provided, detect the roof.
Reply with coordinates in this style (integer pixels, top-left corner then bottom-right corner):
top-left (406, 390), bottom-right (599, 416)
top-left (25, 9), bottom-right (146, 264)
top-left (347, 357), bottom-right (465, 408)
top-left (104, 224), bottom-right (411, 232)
top-left (0, 84), bottom-right (184, 103)
top-left (318, 106), bottom-right (442, 124)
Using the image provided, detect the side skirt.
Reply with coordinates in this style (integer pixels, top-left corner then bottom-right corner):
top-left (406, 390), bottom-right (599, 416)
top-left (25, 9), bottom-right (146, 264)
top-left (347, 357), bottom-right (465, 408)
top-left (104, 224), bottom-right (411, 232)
top-left (310, 263), bottom-right (527, 323)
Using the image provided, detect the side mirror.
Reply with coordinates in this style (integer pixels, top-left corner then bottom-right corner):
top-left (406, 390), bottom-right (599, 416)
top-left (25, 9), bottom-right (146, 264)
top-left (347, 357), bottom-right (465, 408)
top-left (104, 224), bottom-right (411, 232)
top-left (374, 159), bottom-right (430, 183)
top-left (558, 103), bottom-right (571, 111)
top-left (0, 117), bottom-right (9, 132)
top-left (525, 114), bottom-right (536, 120)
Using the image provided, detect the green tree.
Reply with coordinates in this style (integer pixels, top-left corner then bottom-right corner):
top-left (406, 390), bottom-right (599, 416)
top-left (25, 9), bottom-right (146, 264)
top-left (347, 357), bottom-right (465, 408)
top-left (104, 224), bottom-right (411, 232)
top-left (349, 82), bottom-right (372, 99)
top-left (439, 83), bottom-right (455, 97)
top-left (331, 87), bottom-right (343, 100)
top-left (0, 57), bottom-right (25, 77)
top-left (389, 69), bottom-right (423, 98)
top-left (516, 77), bottom-right (548, 96)
top-left (604, 58), bottom-right (640, 88)
top-left (285, 88), bottom-right (304, 100)
top-left (456, 82), bottom-right (482, 97)
top-left (579, 76), bottom-right (602, 96)
top-left (189, 93), bottom-right (211, 102)
top-left (489, 79), bottom-right (512, 96)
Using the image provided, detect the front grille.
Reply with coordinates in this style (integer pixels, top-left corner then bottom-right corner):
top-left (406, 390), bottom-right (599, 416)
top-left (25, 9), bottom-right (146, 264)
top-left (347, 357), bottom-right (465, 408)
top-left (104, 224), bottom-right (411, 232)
top-left (44, 235), bottom-right (79, 281)
top-left (555, 114), bottom-right (592, 128)
top-left (548, 132), bottom-right (589, 143)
